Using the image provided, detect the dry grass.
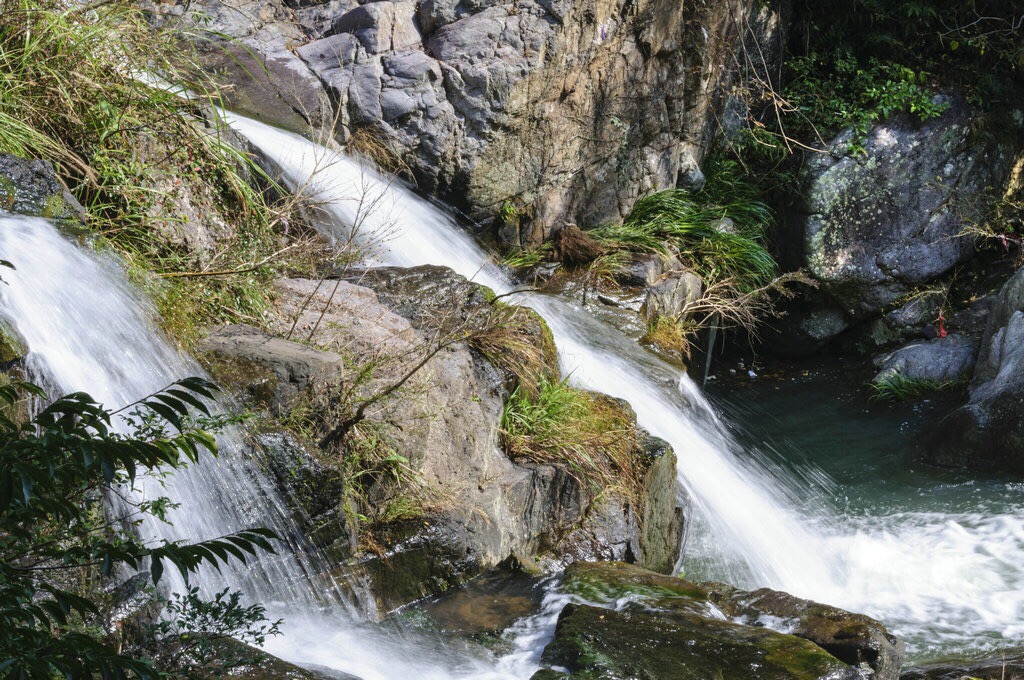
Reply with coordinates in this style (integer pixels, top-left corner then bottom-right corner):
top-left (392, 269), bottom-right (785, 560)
top-left (467, 304), bottom-right (558, 397)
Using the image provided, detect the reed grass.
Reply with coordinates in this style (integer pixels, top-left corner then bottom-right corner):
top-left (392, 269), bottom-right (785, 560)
top-left (501, 377), bottom-right (640, 496)
top-left (0, 0), bottom-right (294, 345)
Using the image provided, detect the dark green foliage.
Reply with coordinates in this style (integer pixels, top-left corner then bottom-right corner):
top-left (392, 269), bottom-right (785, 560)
top-left (784, 54), bottom-right (948, 149)
top-left (145, 587), bottom-right (282, 677)
top-left (0, 379), bottom-right (277, 679)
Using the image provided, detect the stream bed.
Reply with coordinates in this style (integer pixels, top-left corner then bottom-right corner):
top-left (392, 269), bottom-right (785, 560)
top-left (690, 360), bottom-right (1024, 663)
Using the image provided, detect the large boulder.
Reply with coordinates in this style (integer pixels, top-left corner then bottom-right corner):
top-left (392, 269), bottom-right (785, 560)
top-left (930, 266), bottom-right (1024, 472)
top-left (557, 562), bottom-right (904, 680)
top-left (248, 266), bottom-right (686, 610)
top-left (533, 603), bottom-right (861, 680)
top-left (533, 562), bottom-right (903, 679)
top-left (792, 98), bottom-right (1018, 345)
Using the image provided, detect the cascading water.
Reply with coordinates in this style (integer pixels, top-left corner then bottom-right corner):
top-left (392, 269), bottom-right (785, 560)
top-left (227, 111), bottom-right (1024, 663)
top-left (0, 213), bottom-right (355, 613)
top-left (0, 213), bottom-right (534, 678)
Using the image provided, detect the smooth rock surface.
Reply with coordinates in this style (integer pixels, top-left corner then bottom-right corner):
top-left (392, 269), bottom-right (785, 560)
top-left (931, 266), bottom-right (1024, 471)
top-left (872, 335), bottom-right (978, 386)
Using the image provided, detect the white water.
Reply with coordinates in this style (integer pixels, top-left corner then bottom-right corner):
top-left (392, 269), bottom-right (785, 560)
top-left (0, 214), bottom-right (361, 612)
top-left (226, 112), bottom-right (1024, 664)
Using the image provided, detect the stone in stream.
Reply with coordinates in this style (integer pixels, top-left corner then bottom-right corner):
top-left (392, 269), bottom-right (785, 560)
top-left (930, 265), bottom-right (1024, 472)
top-left (871, 335), bottom-right (978, 387)
top-left (900, 651), bottom-right (1024, 680)
top-left (531, 561), bottom-right (904, 680)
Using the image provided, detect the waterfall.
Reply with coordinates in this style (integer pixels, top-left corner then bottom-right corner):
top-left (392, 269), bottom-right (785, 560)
top-left (2, 105), bottom-right (1021, 674)
top-left (0, 213), bottom-right (357, 612)
top-left (226, 112), bottom-right (1024, 662)
top-left (224, 113), bottom-right (841, 597)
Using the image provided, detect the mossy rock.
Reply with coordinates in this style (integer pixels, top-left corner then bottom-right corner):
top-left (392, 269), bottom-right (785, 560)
top-left (0, 319), bottom-right (27, 368)
top-left (561, 562), bottom-right (904, 680)
top-left (193, 638), bottom-right (349, 679)
top-left (532, 603), bottom-right (860, 679)
top-left (0, 154), bottom-right (85, 225)
top-left (562, 560), bottom-right (710, 607)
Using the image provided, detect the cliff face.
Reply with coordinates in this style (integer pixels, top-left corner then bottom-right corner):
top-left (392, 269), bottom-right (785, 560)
top-left (144, 0), bottom-right (781, 242)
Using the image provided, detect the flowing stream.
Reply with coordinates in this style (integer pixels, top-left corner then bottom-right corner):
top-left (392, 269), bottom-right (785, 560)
top-left (226, 112), bottom-right (1024, 664)
top-left (0, 103), bottom-right (1021, 677)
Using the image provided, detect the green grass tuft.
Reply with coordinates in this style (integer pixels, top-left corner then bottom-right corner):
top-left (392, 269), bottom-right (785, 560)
top-left (869, 370), bottom-right (959, 402)
top-left (501, 378), bottom-right (640, 495)
top-left (591, 159), bottom-right (776, 292)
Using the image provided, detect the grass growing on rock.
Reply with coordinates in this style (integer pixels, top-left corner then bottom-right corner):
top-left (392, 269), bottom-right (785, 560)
top-left (501, 377), bottom-right (641, 495)
top-left (869, 371), bottom-right (961, 402)
top-left (0, 0), bottom-right (302, 346)
top-left (592, 158), bottom-right (776, 293)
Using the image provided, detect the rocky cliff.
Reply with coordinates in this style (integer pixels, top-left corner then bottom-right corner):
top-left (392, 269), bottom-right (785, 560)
top-left (143, 0), bottom-right (782, 242)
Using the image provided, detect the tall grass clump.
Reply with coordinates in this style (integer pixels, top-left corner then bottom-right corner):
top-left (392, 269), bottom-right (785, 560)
top-left (0, 0), bottom-right (293, 344)
top-left (869, 370), bottom-right (961, 402)
top-left (501, 378), bottom-right (640, 496)
top-left (592, 157), bottom-right (776, 292)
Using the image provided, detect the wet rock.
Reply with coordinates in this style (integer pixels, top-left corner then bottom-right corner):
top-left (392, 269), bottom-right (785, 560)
top-left (900, 651), bottom-right (1024, 680)
top-left (534, 603), bottom-right (861, 680)
top-left (872, 335), bottom-right (978, 386)
top-left (0, 153), bottom-right (85, 223)
top-left (193, 638), bottom-right (348, 679)
top-left (259, 432), bottom-right (356, 563)
top-left (799, 97), bottom-right (1015, 323)
top-left (931, 266), bottom-right (1024, 472)
top-left (195, 41), bottom-right (332, 134)
top-left (0, 319), bottom-right (27, 370)
top-left (559, 562), bottom-right (904, 680)
top-left (641, 270), bottom-right (703, 323)
top-left (421, 565), bottom-right (545, 635)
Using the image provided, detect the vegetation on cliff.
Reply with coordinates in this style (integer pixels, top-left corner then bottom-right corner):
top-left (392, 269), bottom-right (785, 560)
top-left (0, 0), bottom-right (302, 346)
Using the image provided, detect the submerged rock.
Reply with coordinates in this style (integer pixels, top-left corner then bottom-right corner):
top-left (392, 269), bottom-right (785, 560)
top-left (551, 562), bottom-right (904, 680)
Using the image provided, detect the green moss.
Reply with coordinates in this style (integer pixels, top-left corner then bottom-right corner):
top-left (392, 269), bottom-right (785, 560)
top-left (0, 320), bottom-right (26, 366)
top-left (562, 561), bottom-right (709, 605)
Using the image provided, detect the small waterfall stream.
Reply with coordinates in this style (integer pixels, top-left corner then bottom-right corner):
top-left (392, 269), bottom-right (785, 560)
top-left (1, 104), bottom-right (1022, 676)
top-left (227, 112), bottom-right (1024, 663)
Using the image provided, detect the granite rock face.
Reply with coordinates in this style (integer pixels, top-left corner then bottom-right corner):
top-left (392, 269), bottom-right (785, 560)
top-left (144, 0), bottom-right (785, 240)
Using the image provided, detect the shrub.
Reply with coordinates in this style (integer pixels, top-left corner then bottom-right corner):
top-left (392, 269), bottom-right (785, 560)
top-left (0, 378), bottom-right (276, 678)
